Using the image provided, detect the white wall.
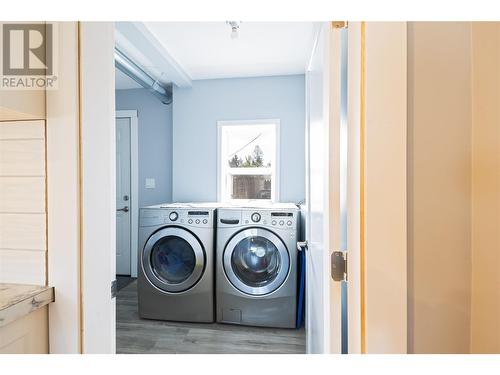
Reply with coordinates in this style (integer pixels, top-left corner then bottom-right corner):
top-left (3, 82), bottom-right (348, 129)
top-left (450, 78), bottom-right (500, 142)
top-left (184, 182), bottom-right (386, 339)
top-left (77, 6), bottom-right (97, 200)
top-left (172, 75), bottom-right (306, 203)
top-left (46, 21), bottom-right (81, 353)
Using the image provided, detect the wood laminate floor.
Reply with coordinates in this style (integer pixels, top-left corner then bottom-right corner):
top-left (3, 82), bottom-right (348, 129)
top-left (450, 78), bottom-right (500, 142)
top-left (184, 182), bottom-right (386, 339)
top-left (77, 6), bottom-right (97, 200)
top-left (116, 280), bottom-right (306, 354)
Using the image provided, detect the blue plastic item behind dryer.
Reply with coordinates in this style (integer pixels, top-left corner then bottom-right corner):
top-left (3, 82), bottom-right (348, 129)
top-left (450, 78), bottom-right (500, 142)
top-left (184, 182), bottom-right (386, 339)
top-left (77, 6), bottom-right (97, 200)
top-left (296, 249), bottom-right (306, 328)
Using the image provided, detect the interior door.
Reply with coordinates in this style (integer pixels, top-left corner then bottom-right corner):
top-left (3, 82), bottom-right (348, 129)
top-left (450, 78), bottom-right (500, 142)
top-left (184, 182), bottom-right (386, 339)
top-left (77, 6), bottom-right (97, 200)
top-left (116, 117), bottom-right (132, 275)
top-left (305, 22), bottom-right (345, 354)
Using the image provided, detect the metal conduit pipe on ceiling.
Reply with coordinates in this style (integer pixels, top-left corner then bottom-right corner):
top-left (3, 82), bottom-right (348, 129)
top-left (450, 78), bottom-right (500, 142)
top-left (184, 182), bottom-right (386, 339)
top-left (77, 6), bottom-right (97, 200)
top-left (114, 48), bottom-right (173, 105)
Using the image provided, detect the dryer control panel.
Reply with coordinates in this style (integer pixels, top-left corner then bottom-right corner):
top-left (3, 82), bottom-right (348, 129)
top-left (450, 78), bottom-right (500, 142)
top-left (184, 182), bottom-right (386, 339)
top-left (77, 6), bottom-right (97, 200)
top-left (218, 208), bottom-right (298, 230)
top-left (242, 210), bottom-right (297, 229)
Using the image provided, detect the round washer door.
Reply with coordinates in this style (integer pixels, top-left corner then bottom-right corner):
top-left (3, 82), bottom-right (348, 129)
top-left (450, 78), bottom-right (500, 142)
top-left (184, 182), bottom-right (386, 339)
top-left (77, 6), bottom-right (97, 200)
top-left (223, 228), bottom-right (290, 296)
top-left (142, 227), bottom-right (205, 293)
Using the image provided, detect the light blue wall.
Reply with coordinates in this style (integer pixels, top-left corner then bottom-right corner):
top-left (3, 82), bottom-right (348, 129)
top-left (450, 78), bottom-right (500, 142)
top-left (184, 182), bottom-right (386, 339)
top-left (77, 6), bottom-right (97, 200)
top-left (115, 88), bottom-right (173, 207)
top-left (172, 75), bottom-right (306, 203)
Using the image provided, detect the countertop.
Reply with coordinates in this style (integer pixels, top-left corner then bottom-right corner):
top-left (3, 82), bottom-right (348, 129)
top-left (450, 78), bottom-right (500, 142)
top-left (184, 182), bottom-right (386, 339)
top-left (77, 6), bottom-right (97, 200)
top-left (0, 283), bottom-right (54, 328)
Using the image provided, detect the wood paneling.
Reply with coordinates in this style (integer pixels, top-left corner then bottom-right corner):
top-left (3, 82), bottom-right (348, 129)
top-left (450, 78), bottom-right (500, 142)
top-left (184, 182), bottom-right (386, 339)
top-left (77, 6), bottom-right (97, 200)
top-left (0, 250), bottom-right (46, 285)
top-left (0, 120), bottom-right (47, 286)
top-left (0, 139), bottom-right (45, 176)
top-left (0, 120), bottom-right (45, 140)
top-left (0, 214), bottom-right (46, 250)
top-left (0, 177), bottom-right (45, 213)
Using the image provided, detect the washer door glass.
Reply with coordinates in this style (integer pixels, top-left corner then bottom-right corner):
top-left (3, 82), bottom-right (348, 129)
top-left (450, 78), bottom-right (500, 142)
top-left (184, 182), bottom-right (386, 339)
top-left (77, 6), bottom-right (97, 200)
top-left (231, 236), bottom-right (281, 287)
top-left (223, 228), bottom-right (290, 296)
top-left (142, 227), bottom-right (205, 293)
top-left (151, 236), bottom-right (196, 284)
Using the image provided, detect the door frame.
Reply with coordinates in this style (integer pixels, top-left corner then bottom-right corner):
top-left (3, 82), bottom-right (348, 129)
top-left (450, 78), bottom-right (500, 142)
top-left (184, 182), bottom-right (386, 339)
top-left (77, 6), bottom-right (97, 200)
top-left (63, 21), bottom-right (406, 354)
top-left (346, 22), bottom-right (408, 354)
top-left (79, 21), bottom-right (116, 353)
top-left (115, 110), bottom-right (139, 278)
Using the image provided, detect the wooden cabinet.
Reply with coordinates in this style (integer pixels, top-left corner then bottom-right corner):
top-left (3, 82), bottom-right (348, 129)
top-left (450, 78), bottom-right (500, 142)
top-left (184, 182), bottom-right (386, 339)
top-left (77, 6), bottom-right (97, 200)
top-left (0, 284), bottom-right (54, 354)
top-left (0, 306), bottom-right (49, 354)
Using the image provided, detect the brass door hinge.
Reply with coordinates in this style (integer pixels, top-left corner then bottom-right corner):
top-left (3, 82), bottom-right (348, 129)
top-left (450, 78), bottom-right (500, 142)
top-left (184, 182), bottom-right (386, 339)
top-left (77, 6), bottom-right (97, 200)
top-left (331, 21), bottom-right (348, 29)
top-left (331, 251), bottom-right (347, 281)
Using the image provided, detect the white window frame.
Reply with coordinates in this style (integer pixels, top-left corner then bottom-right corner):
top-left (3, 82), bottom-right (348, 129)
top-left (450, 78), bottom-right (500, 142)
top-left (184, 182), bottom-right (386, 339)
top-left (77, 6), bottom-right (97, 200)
top-left (217, 119), bottom-right (280, 203)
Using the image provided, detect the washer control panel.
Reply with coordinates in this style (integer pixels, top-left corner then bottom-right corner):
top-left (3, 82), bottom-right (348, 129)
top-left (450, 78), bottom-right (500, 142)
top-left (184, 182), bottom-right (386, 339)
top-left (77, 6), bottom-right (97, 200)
top-left (140, 208), bottom-right (214, 228)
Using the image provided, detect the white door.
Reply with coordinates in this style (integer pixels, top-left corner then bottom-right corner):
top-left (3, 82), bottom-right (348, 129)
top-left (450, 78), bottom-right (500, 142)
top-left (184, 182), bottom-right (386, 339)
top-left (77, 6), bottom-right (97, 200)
top-left (305, 22), bottom-right (345, 354)
top-left (116, 117), bottom-right (132, 275)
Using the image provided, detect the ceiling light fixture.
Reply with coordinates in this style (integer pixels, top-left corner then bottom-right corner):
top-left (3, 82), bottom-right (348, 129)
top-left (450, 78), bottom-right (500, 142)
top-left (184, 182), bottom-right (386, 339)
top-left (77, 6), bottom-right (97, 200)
top-left (226, 21), bottom-right (241, 39)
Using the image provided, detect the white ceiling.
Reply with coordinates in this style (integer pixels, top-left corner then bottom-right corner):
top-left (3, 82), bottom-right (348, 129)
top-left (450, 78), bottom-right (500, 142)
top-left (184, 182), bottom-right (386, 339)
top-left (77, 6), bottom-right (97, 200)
top-left (142, 22), bottom-right (316, 80)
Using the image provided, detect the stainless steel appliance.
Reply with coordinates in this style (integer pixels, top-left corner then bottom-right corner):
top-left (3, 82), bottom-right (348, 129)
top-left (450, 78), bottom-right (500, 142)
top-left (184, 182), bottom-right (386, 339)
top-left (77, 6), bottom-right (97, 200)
top-left (216, 203), bottom-right (299, 328)
top-left (138, 203), bottom-right (216, 322)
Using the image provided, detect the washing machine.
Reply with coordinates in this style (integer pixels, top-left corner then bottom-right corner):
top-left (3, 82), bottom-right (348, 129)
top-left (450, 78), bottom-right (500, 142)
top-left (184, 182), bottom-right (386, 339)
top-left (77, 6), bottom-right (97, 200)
top-left (216, 203), bottom-right (300, 328)
top-left (138, 203), bottom-right (216, 322)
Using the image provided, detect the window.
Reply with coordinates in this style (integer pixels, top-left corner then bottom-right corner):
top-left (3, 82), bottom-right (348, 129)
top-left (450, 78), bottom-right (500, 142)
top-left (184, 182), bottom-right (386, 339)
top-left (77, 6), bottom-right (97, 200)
top-left (218, 119), bottom-right (279, 202)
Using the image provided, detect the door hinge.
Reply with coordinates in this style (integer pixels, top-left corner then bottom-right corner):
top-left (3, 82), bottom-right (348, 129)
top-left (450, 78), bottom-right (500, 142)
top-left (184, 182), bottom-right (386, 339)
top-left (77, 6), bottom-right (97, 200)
top-left (111, 279), bottom-right (117, 298)
top-left (331, 21), bottom-right (348, 29)
top-left (331, 251), bottom-right (347, 282)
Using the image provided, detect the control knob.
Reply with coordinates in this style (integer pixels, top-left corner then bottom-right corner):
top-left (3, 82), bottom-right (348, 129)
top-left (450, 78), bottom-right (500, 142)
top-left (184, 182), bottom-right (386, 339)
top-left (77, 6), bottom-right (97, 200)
top-left (251, 212), bottom-right (261, 223)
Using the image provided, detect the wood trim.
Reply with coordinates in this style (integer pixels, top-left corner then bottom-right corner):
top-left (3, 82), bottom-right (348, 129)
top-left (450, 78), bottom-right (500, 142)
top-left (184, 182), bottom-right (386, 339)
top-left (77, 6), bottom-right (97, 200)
top-left (360, 21), bottom-right (366, 354)
top-left (77, 20), bottom-right (84, 354)
top-left (44, 120), bottom-right (48, 287)
top-left (46, 21), bottom-right (82, 354)
top-left (362, 22), bottom-right (407, 354)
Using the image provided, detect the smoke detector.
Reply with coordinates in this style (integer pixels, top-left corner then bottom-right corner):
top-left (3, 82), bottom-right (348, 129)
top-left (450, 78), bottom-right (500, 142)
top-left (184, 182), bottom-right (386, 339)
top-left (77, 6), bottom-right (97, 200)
top-left (226, 21), bottom-right (241, 39)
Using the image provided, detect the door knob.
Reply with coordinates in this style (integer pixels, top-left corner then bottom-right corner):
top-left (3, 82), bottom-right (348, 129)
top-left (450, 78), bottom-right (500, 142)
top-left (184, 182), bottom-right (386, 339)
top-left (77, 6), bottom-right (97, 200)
top-left (117, 206), bottom-right (129, 213)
